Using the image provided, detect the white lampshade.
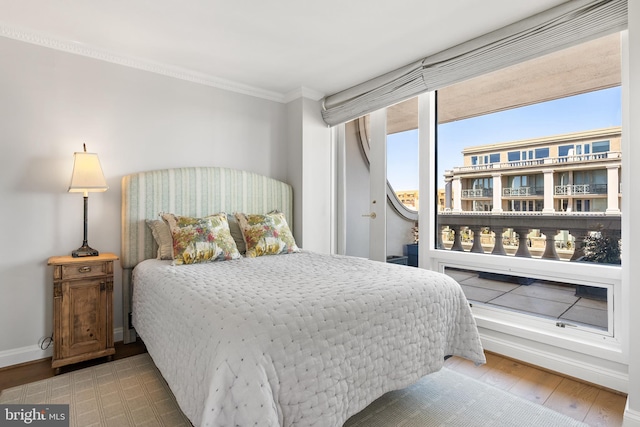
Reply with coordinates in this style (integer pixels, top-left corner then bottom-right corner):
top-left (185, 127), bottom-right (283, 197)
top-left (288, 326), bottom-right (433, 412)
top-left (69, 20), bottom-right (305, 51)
top-left (68, 151), bottom-right (108, 195)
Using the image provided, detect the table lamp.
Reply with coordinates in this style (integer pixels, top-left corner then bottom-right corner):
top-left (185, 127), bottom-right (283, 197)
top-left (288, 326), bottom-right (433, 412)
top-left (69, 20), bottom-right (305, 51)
top-left (68, 144), bottom-right (108, 257)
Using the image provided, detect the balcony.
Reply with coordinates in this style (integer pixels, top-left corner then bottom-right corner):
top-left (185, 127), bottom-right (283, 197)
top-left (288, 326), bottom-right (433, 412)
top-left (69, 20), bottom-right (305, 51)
top-left (554, 184), bottom-right (608, 195)
top-left (461, 188), bottom-right (493, 198)
top-left (502, 186), bottom-right (543, 197)
top-left (437, 212), bottom-right (621, 262)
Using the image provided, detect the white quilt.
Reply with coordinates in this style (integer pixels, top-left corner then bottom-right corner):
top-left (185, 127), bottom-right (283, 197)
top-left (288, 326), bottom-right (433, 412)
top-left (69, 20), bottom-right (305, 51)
top-left (132, 251), bottom-right (485, 427)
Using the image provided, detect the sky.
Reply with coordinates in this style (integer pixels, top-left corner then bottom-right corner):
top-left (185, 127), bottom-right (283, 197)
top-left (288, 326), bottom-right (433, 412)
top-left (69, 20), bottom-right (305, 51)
top-left (386, 86), bottom-right (622, 190)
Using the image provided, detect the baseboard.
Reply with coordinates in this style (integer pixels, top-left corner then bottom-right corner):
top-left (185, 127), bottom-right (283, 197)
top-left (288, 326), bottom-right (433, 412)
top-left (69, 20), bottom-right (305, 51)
top-left (480, 332), bottom-right (628, 393)
top-left (0, 328), bottom-right (124, 369)
top-left (624, 400), bottom-right (640, 427)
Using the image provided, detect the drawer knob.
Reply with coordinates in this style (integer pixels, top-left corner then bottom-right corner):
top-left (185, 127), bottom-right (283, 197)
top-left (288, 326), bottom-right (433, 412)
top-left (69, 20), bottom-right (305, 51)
top-left (78, 266), bottom-right (92, 273)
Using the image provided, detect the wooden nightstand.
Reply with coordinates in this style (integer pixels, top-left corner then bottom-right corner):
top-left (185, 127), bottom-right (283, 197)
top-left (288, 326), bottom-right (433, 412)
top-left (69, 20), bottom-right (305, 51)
top-left (47, 253), bottom-right (118, 373)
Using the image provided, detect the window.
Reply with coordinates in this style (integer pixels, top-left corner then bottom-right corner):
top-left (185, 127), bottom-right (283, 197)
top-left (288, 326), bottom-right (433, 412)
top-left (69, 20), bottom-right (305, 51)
top-left (592, 140), bottom-right (610, 153)
top-left (355, 30), bottom-right (624, 379)
top-left (559, 145), bottom-right (574, 157)
top-left (435, 33), bottom-right (621, 344)
top-left (506, 174), bottom-right (543, 195)
top-left (535, 147), bottom-right (549, 159)
top-left (472, 177), bottom-right (492, 189)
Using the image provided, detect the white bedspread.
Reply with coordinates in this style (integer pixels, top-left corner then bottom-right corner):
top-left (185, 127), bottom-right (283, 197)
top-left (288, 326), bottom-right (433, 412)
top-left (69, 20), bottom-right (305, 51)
top-left (132, 251), bottom-right (485, 427)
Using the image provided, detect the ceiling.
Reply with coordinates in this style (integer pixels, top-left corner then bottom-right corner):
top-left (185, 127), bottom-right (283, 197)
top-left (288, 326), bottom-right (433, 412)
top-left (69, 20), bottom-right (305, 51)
top-left (0, 0), bottom-right (569, 102)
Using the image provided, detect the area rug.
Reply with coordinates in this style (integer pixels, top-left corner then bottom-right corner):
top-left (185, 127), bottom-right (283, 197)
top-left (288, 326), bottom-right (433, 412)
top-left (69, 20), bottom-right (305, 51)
top-left (1, 353), bottom-right (587, 427)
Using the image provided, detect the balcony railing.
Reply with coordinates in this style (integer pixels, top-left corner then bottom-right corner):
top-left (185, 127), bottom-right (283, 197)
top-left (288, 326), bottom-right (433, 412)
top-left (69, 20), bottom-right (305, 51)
top-left (502, 187), bottom-right (543, 197)
top-left (554, 184), bottom-right (608, 195)
top-left (436, 212), bottom-right (621, 263)
top-left (461, 188), bottom-right (493, 198)
top-left (451, 151), bottom-right (621, 174)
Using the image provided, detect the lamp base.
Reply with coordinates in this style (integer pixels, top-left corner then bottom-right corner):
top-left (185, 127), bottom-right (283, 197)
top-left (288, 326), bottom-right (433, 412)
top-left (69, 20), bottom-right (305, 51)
top-left (72, 244), bottom-right (100, 258)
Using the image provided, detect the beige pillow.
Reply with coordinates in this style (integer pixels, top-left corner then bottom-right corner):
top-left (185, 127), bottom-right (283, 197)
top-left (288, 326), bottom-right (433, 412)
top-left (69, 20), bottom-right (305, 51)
top-left (226, 213), bottom-right (246, 254)
top-left (146, 219), bottom-right (173, 260)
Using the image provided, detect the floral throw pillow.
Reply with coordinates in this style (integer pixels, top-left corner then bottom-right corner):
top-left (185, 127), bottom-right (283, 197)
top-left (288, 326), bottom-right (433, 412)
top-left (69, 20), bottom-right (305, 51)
top-left (161, 213), bottom-right (240, 265)
top-left (235, 211), bottom-right (299, 258)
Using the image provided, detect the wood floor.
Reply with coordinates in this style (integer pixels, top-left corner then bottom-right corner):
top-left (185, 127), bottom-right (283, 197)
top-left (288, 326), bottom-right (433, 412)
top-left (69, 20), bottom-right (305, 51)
top-left (0, 342), bottom-right (627, 426)
top-left (445, 352), bottom-right (627, 426)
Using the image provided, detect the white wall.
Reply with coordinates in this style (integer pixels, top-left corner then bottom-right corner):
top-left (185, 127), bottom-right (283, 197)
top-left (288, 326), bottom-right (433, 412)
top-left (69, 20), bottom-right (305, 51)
top-left (285, 96), bottom-right (333, 254)
top-left (0, 37), bottom-right (289, 366)
top-left (300, 97), bottom-right (333, 254)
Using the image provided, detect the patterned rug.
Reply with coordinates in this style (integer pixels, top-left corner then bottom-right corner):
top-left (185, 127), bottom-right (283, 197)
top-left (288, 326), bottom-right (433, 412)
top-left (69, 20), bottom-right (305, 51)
top-left (1, 353), bottom-right (586, 426)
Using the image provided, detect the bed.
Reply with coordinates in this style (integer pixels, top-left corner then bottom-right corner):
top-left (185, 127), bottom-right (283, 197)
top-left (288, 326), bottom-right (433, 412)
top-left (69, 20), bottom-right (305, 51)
top-left (121, 167), bottom-right (485, 427)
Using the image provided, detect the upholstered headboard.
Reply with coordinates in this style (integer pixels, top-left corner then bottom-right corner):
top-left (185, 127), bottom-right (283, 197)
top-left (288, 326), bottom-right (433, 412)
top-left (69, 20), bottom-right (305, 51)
top-left (120, 166), bottom-right (293, 342)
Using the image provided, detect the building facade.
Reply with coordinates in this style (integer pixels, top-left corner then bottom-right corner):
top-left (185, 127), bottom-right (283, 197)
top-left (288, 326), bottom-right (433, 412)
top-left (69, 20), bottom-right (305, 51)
top-left (395, 190), bottom-right (419, 210)
top-left (443, 127), bottom-right (621, 214)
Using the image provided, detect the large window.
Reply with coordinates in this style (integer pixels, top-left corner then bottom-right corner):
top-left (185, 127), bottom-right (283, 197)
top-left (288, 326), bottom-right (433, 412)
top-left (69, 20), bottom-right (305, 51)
top-left (434, 33), bottom-right (622, 343)
top-left (367, 34), bottom-right (622, 339)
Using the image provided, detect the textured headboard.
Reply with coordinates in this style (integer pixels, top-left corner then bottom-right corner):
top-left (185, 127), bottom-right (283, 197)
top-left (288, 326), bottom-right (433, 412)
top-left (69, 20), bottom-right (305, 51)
top-left (120, 166), bottom-right (293, 343)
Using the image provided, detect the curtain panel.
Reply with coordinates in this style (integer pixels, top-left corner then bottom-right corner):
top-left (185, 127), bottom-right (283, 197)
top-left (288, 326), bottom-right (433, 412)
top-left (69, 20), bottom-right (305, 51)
top-left (321, 0), bottom-right (627, 127)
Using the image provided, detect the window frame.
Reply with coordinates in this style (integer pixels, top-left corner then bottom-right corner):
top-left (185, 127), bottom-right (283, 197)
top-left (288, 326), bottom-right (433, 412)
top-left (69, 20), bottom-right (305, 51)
top-left (420, 35), bottom-right (625, 364)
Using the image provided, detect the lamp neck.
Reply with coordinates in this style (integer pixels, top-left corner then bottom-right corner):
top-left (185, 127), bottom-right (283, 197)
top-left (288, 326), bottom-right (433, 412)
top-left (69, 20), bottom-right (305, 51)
top-left (82, 195), bottom-right (89, 246)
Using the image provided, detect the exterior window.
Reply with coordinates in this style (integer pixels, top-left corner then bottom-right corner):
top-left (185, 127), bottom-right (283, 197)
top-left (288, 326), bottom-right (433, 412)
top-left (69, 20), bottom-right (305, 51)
top-left (505, 175), bottom-right (543, 199)
top-left (472, 177), bottom-right (492, 189)
top-left (559, 145), bottom-right (574, 156)
top-left (489, 153), bottom-right (500, 163)
top-left (576, 200), bottom-right (591, 212)
top-left (471, 156), bottom-right (478, 165)
top-left (508, 151), bottom-right (520, 162)
top-left (473, 201), bottom-right (492, 211)
top-left (592, 140), bottom-right (610, 153)
top-left (535, 147), bottom-right (549, 159)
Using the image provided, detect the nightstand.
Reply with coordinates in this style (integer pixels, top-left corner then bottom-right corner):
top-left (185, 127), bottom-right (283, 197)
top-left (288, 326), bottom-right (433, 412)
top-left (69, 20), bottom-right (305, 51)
top-left (47, 253), bottom-right (118, 373)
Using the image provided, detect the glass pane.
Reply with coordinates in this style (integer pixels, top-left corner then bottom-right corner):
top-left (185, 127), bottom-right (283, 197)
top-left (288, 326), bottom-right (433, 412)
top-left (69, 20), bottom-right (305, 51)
top-left (437, 34), bottom-right (622, 266)
top-left (592, 140), bottom-right (610, 153)
top-left (444, 266), bottom-right (608, 331)
top-left (387, 128), bottom-right (419, 210)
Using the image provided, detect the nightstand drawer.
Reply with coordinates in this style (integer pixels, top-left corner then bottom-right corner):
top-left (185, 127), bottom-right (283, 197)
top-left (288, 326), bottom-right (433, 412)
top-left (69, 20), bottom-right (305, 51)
top-left (60, 262), bottom-right (110, 280)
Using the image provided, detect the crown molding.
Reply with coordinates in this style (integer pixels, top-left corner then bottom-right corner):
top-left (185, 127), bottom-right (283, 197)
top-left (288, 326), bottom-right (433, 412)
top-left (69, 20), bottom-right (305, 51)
top-left (283, 87), bottom-right (325, 103)
top-left (0, 23), bottom-right (287, 103)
